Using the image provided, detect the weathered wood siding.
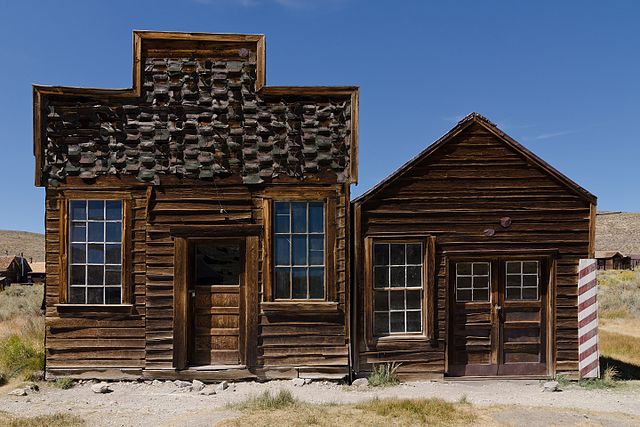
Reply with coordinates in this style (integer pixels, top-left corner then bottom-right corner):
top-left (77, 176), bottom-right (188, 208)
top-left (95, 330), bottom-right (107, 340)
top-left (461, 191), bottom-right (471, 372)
top-left (354, 122), bottom-right (592, 378)
top-left (45, 185), bottom-right (148, 377)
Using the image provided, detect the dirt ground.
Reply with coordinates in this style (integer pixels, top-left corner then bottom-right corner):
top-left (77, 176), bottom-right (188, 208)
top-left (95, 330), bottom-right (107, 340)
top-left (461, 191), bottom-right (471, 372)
top-left (1, 379), bottom-right (639, 426)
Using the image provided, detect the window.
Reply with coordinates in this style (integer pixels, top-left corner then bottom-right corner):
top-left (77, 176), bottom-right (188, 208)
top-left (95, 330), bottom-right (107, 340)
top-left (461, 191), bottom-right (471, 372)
top-left (455, 262), bottom-right (490, 302)
top-left (68, 200), bottom-right (123, 304)
top-left (372, 242), bottom-right (423, 336)
top-left (273, 201), bottom-right (325, 299)
top-left (506, 261), bottom-right (539, 300)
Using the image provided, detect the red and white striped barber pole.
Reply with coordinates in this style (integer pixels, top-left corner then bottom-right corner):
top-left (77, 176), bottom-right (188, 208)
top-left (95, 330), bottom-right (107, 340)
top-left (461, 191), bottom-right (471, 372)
top-left (578, 259), bottom-right (599, 378)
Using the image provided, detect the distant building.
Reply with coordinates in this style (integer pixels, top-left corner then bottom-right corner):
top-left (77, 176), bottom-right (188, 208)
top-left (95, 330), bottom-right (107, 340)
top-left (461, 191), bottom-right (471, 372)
top-left (0, 255), bottom-right (31, 285)
top-left (630, 254), bottom-right (640, 270)
top-left (595, 251), bottom-right (631, 270)
top-left (28, 261), bottom-right (46, 284)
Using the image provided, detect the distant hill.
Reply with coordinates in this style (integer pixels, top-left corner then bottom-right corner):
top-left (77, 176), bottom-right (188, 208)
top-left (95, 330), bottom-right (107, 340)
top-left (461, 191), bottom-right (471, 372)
top-left (0, 230), bottom-right (45, 262)
top-left (596, 212), bottom-right (640, 255)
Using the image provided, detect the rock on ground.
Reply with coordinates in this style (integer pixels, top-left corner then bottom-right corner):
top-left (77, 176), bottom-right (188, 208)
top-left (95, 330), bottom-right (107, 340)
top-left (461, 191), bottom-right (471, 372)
top-left (351, 378), bottom-right (369, 387)
top-left (216, 381), bottom-right (229, 391)
top-left (91, 383), bottom-right (112, 394)
top-left (8, 389), bottom-right (27, 396)
top-left (192, 380), bottom-right (205, 392)
top-left (543, 381), bottom-right (560, 392)
top-left (291, 378), bottom-right (306, 387)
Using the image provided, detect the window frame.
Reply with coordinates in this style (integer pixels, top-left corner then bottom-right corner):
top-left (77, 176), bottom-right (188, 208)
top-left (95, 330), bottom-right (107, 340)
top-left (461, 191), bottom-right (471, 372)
top-left (262, 194), bottom-right (337, 305)
top-left (364, 235), bottom-right (436, 347)
top-left (58, 192), bottom-right (132, 306)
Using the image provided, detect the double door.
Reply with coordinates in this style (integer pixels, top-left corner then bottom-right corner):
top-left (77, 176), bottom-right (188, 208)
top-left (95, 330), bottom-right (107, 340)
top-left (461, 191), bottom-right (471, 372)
top-left (449, 257), bottom-right (548, 376)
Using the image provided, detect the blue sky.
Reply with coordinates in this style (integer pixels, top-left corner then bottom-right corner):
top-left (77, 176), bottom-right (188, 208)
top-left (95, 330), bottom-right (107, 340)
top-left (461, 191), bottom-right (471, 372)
top-left (1, 0), bottom-right (638, 233)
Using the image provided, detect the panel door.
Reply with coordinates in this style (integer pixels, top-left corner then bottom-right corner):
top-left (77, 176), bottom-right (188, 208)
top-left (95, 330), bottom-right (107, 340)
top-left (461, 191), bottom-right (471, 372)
top-left (449, 258), bottom-right (547, 376)
top-left (497, 260), bottom-right (547, 375)
top-left (189, 240), bottom-right (244, 367)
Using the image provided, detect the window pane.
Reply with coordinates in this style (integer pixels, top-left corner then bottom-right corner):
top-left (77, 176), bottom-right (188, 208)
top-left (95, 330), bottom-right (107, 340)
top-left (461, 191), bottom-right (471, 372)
top-left (105, 266), bottom-right (121, 286)
top-left (390, 290), bottom-right (404, 310)
top-left (474, 275), bottom-right (489, 289)
top-left (292, 267), bottom-right (307, 299)
top-left (473, 263), bottom-right (489, 276)
top-left (105, 244), bottom-right (121, 264)
top-left (106, 200), bottom-right (122, 220)
top-left (473, 288), bottom-right (489, 302)
top-left (506, 274), bottom-right (520, 288)
top-left (88, 200), bottom-right (104, 220)
top-left (390, 266), bottom-right (405, 287)
top-left (291, 202), bottom-right (307, 233)
top-left (88, 244), bottom-right (104, 264)
top-left (456, 276), bottom-right (472, 289)
top-left (70, 243), bottom-right (86, 263)
top-left (457, 263), bottom-right (472, 276)
top-left (105, 287), bottom-right (121, 304)
top-left (70, 200), bottom-right (86, 220)
top-left (309, 267), bottom-right (324, 299)
top-left (506, 287), bottom-right (521, 300)
top-left (106, 222), bottom-right (122, 242)
top-left (406, 244), bottom-right (421, 265)
top-left (523, 262), bottom-right (538, 274)
top-left (275, 202), bottom-right (289, 216)
top-left (406, 266), bottom-right (421, 287)
top-left (457, 289), bottom-right (472, 302)
top-left (87, 265), bottom-right (104, 286)
top-left (374, 290), bottom-right (388, 311)
top-left (275, 267), bottom-right (290, 299)
top-left (374, 312), bottom-right (389, 335)
top-left (69, 287), bottom-right (85, 304)
top-left (275, 236), bottom-right (290, 265)
top-left (390, 312), bottom-right (405, 333)
top-left (70, 223), bottom-right (86, 242)
top-left (88, 222), bottom-right (104, 242)
top-left (523, 274), bottom-right (538, 288)
top-left (374, 244), bottom-right (389, 266)
top-left (308, 235), bottom-right (324, 266)
top-left (506, 261), bottom-right (520, 274)
top-left (374, 266), bottom-right (389, 288)
top-left (522, 287), bottom-right (538, 300)
top-left (87, 287), bottom-right (104, 304)
top-left (406, 290), bottom-right (421, 309)
top-left (308, 202), bottom-right (324, 233)
top-left (390, 244), bottom-right (405, 265)
top-left (70, 265), bottom-right (85, 286)
top-left (291, 236), bottom-right (307, 266)
top-left (407, 311), bottom-right (421, 332)
top-left (275, 214), bottom-right (290, 233)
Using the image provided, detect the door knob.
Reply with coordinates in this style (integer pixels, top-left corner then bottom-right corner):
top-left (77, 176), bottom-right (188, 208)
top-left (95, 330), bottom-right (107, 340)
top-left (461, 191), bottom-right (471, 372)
top-left (188, 289), bottom-right (196, 297)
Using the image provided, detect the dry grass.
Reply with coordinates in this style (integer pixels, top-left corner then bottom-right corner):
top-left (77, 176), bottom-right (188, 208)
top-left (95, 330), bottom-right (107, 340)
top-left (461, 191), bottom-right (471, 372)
top-left (0, 285), bottom-right (45, 382)
top-left (599, 330), bottom-right (640, 368)
top-left (368, 362), bottom-right (401, 387)
top-left (598, 270), bottom-right (640, 319)
top-left (224, 392), bottom-right (476, 427)
top-left (0, 230), bottom-right (44, 262)
top-left (0, 411), bottom-right (84, 427)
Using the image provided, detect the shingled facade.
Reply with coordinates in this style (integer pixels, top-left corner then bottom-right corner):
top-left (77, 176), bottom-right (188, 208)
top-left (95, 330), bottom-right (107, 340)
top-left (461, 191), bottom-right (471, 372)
top-left (35, 32), bottom-right (358, 381)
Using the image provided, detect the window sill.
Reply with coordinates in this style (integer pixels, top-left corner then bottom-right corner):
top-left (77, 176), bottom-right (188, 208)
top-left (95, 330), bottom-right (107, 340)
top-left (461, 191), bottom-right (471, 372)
top-left (367, 334), bottom-right (433, 349)
top-left (55, 304), bottom-right (134, 314)
top-left (261, 301), bottom-right (340, 314)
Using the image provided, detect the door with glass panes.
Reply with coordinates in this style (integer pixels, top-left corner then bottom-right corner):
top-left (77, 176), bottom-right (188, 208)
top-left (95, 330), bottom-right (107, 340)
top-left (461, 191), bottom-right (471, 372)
top-left (449, 257), bottom-right (548, 376)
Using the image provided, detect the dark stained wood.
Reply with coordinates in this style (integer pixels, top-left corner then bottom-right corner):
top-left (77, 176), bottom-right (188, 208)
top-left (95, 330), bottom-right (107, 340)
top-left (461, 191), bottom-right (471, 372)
top-left (352, 118), bottom-right (593, 379)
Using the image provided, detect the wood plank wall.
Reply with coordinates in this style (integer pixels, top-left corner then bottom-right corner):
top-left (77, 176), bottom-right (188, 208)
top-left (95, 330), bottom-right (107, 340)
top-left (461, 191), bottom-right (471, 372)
top-left (46, 179), bottom-right (349, 379)
top-left (45, 187), bottom-right (148, 377)
top-left (354, 123), bottom-right (591, 378)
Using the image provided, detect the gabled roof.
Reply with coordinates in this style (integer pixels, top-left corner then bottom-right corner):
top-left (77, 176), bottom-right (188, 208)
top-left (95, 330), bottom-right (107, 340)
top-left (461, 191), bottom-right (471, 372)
top-left (595, 251), bottom-right (626, 259)
top-left (353, 112), bottom-right (596, 205)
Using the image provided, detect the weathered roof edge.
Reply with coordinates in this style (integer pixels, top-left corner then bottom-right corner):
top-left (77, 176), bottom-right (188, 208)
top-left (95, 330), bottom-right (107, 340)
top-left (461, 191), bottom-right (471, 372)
top-left (352, 112), bottom-right (597, 205)
top-left (33, 30), bottom-right (359, 187)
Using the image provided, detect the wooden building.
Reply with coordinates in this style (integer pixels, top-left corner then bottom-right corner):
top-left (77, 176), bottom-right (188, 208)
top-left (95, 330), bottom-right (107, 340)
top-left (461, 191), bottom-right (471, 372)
top-left (595, 251), bottom-right (630, 270)
top-left (0, 255), bottom-right (31, 285)
top-left (34, 31), bottom-right (358, 381)
top-left (28, 261), bottom-right (46, 284)
top-left (352, 113), bottom-right (596, 379)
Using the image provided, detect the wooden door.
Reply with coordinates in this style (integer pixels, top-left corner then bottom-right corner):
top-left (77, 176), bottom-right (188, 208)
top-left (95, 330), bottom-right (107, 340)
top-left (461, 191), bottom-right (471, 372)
top-left (449, 258), bottom-right (547, 376)
top-left (189, 240), bottom-right (244, 367)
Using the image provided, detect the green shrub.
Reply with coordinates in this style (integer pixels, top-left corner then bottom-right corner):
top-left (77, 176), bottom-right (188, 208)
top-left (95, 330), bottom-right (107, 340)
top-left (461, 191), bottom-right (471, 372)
top-left (0, 334), bottom-right (45, 380)
top-left (235, 389), bottom-right (297, 411)
top-left (54, 377), bottom-right (75, 390)
top-left (368, 362), bottom-right (401, 387)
